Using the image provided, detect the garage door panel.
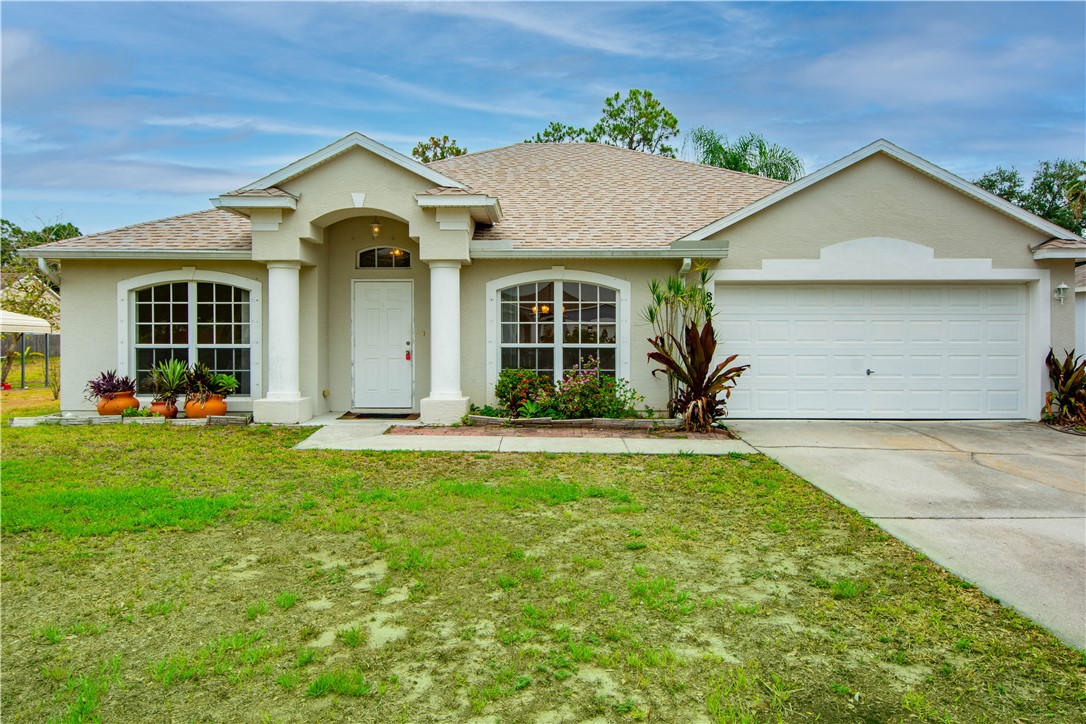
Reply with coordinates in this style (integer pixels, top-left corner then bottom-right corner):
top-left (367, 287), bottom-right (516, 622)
top-left (717, 283), bottom-right (1027, 419)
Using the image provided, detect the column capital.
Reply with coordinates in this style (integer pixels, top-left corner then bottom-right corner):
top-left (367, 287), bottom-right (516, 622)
top-left (265, 260), bottom-right (302, 270)
top-left (426, 259), bottom-right (462, 270)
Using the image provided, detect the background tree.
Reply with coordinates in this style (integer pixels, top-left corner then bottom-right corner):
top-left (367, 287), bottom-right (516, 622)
top-left (1, 219), bottom-right (77, 383)
top-left (526, 121), bottom-right (589, 144)
top-left (411, 135), bottom-right (467, 163)
top-left (686, 128), bottom-right (805, 181)
top-left (526, 89), bottom-right (680, 157)
top-left (974, 160), bottom-right (1085, 236)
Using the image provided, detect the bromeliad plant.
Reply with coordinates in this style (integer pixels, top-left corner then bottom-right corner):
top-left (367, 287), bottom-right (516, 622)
top-left (1043, 348), bottom-right (1086, 425)
top-left (184, 363), bottom-right (239, 404)
top-left (647, 319), bottom-right (749, 432)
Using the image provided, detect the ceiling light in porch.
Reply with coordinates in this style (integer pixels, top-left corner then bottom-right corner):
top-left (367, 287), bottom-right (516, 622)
top-left (370, 218), bottom-right (381, 239)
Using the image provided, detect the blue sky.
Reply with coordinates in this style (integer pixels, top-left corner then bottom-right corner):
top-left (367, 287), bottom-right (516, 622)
top-left (2, 1), bottom-right (1084, 234)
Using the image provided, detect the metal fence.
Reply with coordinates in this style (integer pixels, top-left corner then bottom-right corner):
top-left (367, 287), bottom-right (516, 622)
top-left (3, 333), bottom-right (61, 389)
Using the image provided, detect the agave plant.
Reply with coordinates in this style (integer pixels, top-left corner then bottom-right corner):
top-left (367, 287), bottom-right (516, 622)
top-left (147, 358), bottom-right (188, 405)
top-left (647, 319), bottom-right (749, 432)
top-left (1044, 349), bottom-right (1086, 425)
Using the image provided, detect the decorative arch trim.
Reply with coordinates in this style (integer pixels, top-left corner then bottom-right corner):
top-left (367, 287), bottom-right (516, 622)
top-left (484, 267), bottom-right (632, 403)
top-left (117, 268), bottom-right (263, 401)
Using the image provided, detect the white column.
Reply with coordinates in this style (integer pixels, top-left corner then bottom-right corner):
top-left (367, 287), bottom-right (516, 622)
top-left (253, 261), bottom-right (311, 423)
top-left (421, 260), bottom-right (469, 423)
top-left (266, 261), bottom-right (301, 400)
top-left (429, 261), bottom-right (462, 397)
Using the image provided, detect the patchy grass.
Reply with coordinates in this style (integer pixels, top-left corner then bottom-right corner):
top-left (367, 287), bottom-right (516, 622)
top-left (1, 386), bottom-right (58, 423)
top-left (1, 425), bottom-right (1083, 723)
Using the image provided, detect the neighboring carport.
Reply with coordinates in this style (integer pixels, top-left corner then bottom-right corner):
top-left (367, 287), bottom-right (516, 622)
top-left (732, 419), bottom-right (1086, 650)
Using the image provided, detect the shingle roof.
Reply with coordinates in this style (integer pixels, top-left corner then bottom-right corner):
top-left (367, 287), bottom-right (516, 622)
top-left (1032, 236), bottom-right (1086, 251)
top-left (220, 186), bottom-right (297, 199)
top-left (30, 209), bottom-right (251, 253)
top-left (427, 143), bottom-right (786, 248)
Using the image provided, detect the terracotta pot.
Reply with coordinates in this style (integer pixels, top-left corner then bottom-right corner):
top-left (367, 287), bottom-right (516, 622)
top-left (150, 401), bottom-right (178, 419)
top-left (97, 391), bottom-right (140, 416)
top-left (185, 395), bottom-right (227, 419)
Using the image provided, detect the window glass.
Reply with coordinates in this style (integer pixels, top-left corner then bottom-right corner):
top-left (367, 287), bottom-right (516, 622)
top-left (497, 281), bottom-right (618, 383)
top-left (133, 282), bottom-right (252, 395)
top-left (358, 247), bottom-right (411, 268)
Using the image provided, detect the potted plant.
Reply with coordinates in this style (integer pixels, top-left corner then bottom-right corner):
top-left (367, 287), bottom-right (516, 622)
top-left (183, 362), bottom-right (239, 418)
top-left (146, 358), bottom-right (187, 418)
top-left (85, 369), bottom-right (139, 416)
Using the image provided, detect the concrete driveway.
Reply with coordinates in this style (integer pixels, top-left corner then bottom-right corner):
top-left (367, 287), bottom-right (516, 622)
top-left (730, 420), bottom-right (1086, 650)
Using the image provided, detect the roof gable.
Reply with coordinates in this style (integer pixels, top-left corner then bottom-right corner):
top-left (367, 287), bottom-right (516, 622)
top-left (682, 139), bottom-right (1086, 244)
top-left (236, 132), bottom-right (466, 192)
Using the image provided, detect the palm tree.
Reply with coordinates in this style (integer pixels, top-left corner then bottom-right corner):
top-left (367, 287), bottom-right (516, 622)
top-left (687, 127), bottom-right (805, 181)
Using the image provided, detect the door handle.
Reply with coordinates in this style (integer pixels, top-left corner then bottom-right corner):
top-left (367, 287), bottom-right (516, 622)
top-left (866, 369), bottom-right (874, 376)
top-left (405, 351), bottom-right (412, 361)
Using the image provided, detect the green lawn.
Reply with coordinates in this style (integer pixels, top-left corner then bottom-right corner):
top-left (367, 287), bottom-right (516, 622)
top-left (1, 387), bottom-right (60, 424)
top-left (1, 425), bottom-right (1082, 722)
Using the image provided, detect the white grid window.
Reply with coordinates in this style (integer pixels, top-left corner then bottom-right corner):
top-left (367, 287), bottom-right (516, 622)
top-left (133, 281), bottom-right (252, 395)
top-left (499, 281), bottom-right (618, 381)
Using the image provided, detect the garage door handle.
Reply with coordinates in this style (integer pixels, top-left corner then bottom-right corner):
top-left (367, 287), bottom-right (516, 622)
top-left (866, 369), bottom-right (874, 376)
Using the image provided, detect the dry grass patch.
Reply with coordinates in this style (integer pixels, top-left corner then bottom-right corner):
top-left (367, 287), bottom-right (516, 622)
top-left (1, 425), bottom-right (1083, 722)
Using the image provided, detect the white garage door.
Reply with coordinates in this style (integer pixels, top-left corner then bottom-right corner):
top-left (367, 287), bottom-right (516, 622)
top-left (716, 283), bottom-right (1028, 419)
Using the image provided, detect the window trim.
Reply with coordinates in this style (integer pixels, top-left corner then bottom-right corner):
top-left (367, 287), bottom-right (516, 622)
top-left (356, 245), bottom-right (412, 269)
top-left (484, 268), bottom-right (631, 405)
top-left (118, 269), bottom-right (263, 403)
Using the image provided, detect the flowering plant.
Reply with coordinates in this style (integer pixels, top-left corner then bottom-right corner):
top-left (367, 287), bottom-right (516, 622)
top-left (549, 357), bottom-right (642, 419)
top-left (495, 368), bottom-right (553, 416)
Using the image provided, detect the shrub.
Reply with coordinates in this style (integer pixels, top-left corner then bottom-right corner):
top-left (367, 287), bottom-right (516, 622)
top-left (647, 319), bottom-right (749, 432)
top-left (1044, 349), bottom-right (1086, 425)
top-left (550, 358), bottom-right (642, 419)
top-left (495, 368), bottom-right (552, 416)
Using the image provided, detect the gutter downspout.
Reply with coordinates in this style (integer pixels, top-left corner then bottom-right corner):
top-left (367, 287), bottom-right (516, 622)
top-left (678, 257), bottom-right (692, 277)
top-left (37, 258), bottom-right (60, 287)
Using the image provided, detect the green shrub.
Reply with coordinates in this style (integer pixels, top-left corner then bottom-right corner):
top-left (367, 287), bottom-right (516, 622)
top-left (495, 369), bottom-right (552, 416)
top-left (550, 358), bottom-right (642, 419)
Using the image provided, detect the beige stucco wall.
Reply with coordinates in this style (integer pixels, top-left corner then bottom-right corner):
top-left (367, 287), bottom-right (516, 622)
top-left (323, 217), bottom-right (431, 411)
top-left (711, 152), bottom-right (1079, 355)
top-left (254, 146), bottom-right (470, 264)
top-left (57, 260), bottom-right (267, 413)
top-left (460, 259), bottom-right (687, 410)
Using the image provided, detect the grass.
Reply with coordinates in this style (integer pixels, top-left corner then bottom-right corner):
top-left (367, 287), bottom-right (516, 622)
top-left (1, 386), bottom-right (58, 423)
top-left (1, 425), bottom-right (1083, 723)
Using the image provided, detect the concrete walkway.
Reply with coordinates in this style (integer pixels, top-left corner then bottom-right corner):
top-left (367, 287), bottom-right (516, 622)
top-left (731, 420), bottom-right (1086, 650)
top-left (294, 417), bottom-right (755, 455)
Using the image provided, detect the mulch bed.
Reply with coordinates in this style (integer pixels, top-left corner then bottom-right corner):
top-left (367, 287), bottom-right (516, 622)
top-left (387, 425), bottom-right (735, 439)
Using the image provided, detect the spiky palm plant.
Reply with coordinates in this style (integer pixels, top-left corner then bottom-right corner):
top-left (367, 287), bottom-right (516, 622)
top-left (647, 319), bottom-right (749, 432)
top-left (1044, 349), bottom-right (1086, 425)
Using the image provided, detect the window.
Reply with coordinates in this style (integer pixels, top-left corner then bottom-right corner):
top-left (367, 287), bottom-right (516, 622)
top-left (132, 281), bottom-right (252, 395)
top-left (499, 281), bottom-right (618, 381)
top-left (358, 247), bottom-right (411, 268)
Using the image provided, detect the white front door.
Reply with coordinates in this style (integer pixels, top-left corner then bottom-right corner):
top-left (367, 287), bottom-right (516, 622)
top-left (717, 283), bottom-right (1029, 419)
top-left (353, 281), bottom-right (413, 408)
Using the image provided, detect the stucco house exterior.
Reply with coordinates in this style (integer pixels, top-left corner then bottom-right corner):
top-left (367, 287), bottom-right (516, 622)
top-left (23, 133), bottom-right (1085, 424)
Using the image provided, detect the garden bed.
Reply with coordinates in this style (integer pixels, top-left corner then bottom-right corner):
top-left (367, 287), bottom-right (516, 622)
top-left (8, 412), bottom-right (252, 428)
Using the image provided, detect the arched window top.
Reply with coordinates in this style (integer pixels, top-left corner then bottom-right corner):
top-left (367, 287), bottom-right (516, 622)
top-left (358, 246), bottom-right (411, 269)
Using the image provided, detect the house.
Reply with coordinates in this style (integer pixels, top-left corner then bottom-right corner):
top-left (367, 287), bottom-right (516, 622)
top-left (1076, 264), bottom-right (1086, 355)
top-left (21, 133), bottom-right (1085, 423)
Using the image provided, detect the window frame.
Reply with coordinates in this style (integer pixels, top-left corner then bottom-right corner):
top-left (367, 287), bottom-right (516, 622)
top-left (118, 269), bottom-right (263, 404)
top-left (485, 268), bottom-right (631, 405)
top-left (356, 246), bottom-right (412, 269)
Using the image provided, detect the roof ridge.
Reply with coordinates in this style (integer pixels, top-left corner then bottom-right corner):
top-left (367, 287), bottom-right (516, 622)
top-left (430, 141), bottom-right (789, 187)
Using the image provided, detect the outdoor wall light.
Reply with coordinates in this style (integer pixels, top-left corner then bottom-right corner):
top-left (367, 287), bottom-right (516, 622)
top-left (1054, 283), bottom-right (1069, 304)
top-left (370, 218), bottom-right (381, 239)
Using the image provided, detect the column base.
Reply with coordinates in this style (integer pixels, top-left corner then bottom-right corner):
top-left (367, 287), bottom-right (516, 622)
top-left (420, 396), bottom-right (470, 425)
top-left (253, 397), bottom-right (313, 424)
